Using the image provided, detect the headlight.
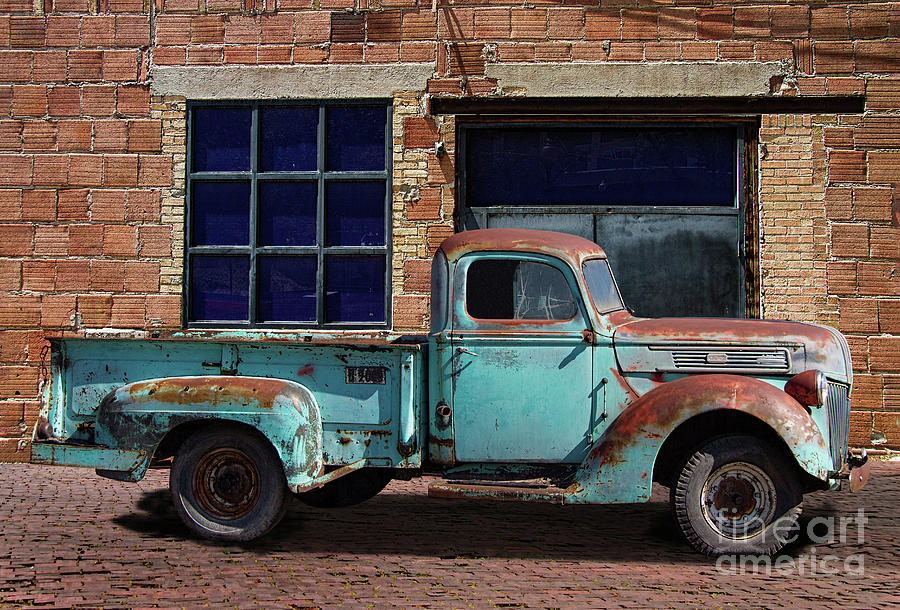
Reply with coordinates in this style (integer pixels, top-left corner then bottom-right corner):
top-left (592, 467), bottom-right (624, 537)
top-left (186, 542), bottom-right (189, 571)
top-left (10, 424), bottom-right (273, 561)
top-left (785, 369), bottom-right (828, 407)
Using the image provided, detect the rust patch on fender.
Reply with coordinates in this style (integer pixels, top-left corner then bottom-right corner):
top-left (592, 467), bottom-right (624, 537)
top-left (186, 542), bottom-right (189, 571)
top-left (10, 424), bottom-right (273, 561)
top-left (126, 377), bottom-right (290, 408)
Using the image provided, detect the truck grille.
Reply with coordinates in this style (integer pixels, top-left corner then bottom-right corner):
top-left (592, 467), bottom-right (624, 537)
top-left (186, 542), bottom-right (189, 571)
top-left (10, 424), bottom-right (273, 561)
top-left (826, 383), bottom-right (850, 470)
top-left (669, 348), bottom-right (790, 373)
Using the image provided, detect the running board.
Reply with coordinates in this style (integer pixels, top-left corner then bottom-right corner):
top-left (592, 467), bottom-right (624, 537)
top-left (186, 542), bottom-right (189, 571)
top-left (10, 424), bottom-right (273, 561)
top-left (427, 480), bottom-right (570, 504)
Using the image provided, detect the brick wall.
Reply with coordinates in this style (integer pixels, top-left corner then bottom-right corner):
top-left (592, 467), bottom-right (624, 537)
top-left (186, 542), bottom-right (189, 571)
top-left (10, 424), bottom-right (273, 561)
top-left (0, 0), bottom-right (897, 460)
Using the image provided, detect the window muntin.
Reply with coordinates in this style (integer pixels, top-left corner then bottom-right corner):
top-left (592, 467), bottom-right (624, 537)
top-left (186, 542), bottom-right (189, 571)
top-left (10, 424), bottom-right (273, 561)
top-left (582, 259), bottom-right (625, 314)
top-left (466, 259), bottom-right (578, 321)
top-left (465, 126), bottom-right (736, 207)
top-left (186, 101), bottom-right (390, 327)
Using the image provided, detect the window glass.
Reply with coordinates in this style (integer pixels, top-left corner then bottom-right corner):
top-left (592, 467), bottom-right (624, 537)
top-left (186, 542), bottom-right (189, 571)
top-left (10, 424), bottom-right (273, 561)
top-left (258, 256), bottom-right (317, 322)
top-left (466, 259), bottom-right (577, 321)
top-left (582, 259), bottom-right (624, 314)
top-left (191, 181), bottom-right (250, 246)
top-left (326, 106), bottom-right (385, 171)
top-left (258, 181), bottom-right (317, 246)
top-left (325, 181), bottom-right (385, 246)
top-left (259, 106), bottom-right (318, 172)
top-left (465, 127), bottom-right (735, 206)
top-left (325, 256), bottom-right (385, 323)
top-left (192, 107), bottom-right (251, 172)
top-left (190, 255), bottom-right (250, 321)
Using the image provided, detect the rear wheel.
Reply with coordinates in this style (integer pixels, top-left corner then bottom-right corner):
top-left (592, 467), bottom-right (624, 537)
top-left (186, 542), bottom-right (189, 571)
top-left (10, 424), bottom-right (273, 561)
top-left (297, 468), bottom-right (392, 508)
top-left (170, 424), bottom-right (288, 542)
top-left (671, 435), bottom-right (802, 556)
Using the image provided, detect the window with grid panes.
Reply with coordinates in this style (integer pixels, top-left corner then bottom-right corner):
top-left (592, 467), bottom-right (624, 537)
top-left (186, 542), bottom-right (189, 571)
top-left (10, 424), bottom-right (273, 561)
top-left (186, 102), bottom-right (391, 327)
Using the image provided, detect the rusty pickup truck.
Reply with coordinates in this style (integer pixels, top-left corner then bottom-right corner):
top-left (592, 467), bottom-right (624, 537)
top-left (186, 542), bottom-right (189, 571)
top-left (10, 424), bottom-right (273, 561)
top-left (32, 229), bottom-right (870, 556)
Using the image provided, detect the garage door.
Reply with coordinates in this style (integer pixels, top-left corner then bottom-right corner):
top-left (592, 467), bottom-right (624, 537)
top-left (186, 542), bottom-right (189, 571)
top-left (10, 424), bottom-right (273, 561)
top-left (459, 123), bottom-right (749, 318)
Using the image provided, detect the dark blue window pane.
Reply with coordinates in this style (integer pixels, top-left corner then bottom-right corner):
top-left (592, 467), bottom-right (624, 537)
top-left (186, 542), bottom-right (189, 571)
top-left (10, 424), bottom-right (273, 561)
top-left (191, 181), bottom-right (250, 246)
top-left (258, 256), bottom-right (317, 322)
top-left (190, 255), bottom-right (249, 321)
top-left (465, 127), bottom-right (735, 206)
top-left (326, 256), bottom-right (385, 323)
top-left (326, 106), bottom-right (385, 171)
top-left (192, 107), bottom-right (251, 172)
top-left (326, 181), bottom-right (385, 246)
top-left (259, 107), bottom-right (318, 172)
top-left (258, 182), bottom-right (317, 246)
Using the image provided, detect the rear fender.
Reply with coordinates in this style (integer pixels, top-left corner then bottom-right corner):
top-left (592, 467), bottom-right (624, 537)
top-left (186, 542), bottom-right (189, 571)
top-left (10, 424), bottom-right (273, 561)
top-left (567, 374), bottom-right (832, 504)
top-left (94, 376), bottom-right (323, 491)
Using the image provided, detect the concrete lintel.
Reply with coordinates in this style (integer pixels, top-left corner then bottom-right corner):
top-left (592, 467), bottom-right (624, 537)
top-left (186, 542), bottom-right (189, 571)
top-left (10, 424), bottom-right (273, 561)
top-left (484, 62), bottom-right (791, 98)
top-left (150, 64), bottom-right (434, 99)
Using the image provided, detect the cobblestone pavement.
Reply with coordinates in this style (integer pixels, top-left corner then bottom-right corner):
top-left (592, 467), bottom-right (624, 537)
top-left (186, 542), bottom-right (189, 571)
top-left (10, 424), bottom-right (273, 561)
top-left (0, 461), bottom-right (897, 608)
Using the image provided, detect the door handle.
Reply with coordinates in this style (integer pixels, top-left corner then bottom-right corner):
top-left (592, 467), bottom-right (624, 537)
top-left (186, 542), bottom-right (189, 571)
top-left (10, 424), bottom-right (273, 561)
top-left (456, 347), bottom-right (478, 357)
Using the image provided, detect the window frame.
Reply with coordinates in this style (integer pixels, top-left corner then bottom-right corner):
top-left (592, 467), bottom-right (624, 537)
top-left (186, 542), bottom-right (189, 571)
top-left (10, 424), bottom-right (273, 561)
top-left (184, 99), bottom-right (393, 329)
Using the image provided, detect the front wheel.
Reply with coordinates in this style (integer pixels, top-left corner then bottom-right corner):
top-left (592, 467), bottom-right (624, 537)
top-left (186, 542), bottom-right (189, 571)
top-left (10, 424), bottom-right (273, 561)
top-left (170, 424), bottom-right (289, 542)
top-left (671, 435), bottom-right (802, 556)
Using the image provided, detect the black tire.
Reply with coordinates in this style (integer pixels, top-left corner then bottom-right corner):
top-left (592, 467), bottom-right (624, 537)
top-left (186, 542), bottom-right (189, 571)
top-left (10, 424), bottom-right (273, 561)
top-left (170, 424), bottom-right (289, 542)
top-left (671, 435), bottom-right (802, 557)
top-left (297, 468), bottom-right (392, 509)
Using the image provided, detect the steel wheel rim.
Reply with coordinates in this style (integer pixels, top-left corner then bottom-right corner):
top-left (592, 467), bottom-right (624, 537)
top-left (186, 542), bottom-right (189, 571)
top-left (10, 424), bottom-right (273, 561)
top-left (700, 461), bottom-right (776, 540)
top-left (194, 448), bottom-right (260, 520)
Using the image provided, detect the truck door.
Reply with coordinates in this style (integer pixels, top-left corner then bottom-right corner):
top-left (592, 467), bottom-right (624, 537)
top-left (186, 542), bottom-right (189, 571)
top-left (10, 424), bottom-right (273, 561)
top-left (449, 253), bottom-right (595, 463)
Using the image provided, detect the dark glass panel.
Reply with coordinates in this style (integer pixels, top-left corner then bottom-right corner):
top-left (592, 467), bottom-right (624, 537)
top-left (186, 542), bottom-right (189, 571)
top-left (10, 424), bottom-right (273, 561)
top-left (326, 106), bottom-right (385, 171)
top-left (258, 182), bottom-right (317, 246)
top-left (190, 255), bottom-right (249, 321)
top-left (258, 256), bottom-right (317, 322)
top-left (325, 256), bottom-right (385, 322)
top-left (325, 181), bottom-right (385, 246)
top-left (192, 107), bottom-right (251, 172)
top-left (191, 181), bottom-right (250, 246)
top-left (259, 106), bottom-right (318, 172)
top-left (465, 127), bottom-right (735, 206)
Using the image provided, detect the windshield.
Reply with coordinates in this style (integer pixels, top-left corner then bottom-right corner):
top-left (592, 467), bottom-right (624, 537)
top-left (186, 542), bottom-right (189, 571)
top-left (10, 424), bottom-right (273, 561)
top-left (582, 259), bottom-right (625, 314)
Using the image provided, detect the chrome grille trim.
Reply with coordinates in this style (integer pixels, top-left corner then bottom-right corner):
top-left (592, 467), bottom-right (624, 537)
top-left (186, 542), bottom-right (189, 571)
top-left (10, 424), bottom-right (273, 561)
top-left (668, 348), bottom-right (790, 373)
top-left (826, 383), bottom-right (851, 470)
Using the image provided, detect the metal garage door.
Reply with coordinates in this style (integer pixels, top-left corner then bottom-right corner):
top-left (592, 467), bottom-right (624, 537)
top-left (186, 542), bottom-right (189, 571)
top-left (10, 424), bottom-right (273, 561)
top-left (459, 123), bottom-right (748, 318)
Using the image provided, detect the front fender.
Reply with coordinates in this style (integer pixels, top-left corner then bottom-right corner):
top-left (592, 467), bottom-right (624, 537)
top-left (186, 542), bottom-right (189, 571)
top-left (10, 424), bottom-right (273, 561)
top-left (567, 374), bottom-right (832, 504)
top-left (94, 376), bottom-right (323, 491)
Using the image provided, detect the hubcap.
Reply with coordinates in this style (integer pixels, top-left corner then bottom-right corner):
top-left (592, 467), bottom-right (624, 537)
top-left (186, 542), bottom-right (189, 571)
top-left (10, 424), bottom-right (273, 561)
top-left (194, 448), bottom-right (260, 519)
top-left (700, 462), bottom-right (776, 540)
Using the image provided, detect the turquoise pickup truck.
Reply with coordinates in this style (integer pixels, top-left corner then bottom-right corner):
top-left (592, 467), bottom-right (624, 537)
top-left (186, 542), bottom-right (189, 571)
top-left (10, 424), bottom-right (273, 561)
top-left (32, 229), bottom-right (870, 556)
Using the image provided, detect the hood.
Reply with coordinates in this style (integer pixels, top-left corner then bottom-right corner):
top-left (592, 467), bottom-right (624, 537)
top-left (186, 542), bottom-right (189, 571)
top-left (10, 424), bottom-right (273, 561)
top-left (613, 317), bottom-right (852, 384)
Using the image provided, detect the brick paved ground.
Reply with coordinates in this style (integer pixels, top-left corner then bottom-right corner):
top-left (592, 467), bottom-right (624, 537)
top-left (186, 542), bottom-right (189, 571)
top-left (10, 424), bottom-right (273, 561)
top-left (0, 461), bottom-right (897, 608)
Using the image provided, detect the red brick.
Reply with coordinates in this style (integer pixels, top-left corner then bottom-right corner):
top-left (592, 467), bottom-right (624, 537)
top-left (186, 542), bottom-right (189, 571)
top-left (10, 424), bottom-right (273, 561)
top-left (0, 295), bottom-right (41, 328)
top-left (68, 223), bottom-right (103, 256)
top-left (33, 224), bottom-right (67, 256)
top-left (698, 8), bottom-right (731, 40)
top-left (81, 16), bottom-right (116, 47)
top-left (21, 260), bottom-right (55, 292)
top-left (206, 0), bottom-right (241, 10)
top-left (0, 154), bottom-right (32, 186)
top-left (880, 300), bottom-right (900, 334)
top-left (90, 259), bottom-right (124, 292)
top-left (57, 188), bottom-right (89, 221)
top-left (191, 16), bottom-right (225, 44)
top-left (400, 41), bottom-right (435, 63)
top-left (146, 293), bottom-right (180, 327)
top-left (57, 120), bottom-right (92, 151)
top-left (756, 41), bottom-right (793, 63)
top-left (870, 336), bottom-right (900, 373)
top-left (124, 260), bottom-right (159, 292)
top-left (93, 120), bottom-right (127, 152)
top-left (68, 154), bottom-right (103, 187)
top-left (81, 85), bottom-right (117, 117)
top-left (32, 50), bottom-right (67, 83)
top-left (829, 150), bottom-right (866, 183)
top-left (427, 151), bottom-right (453, 185)
top-left (110, 295), bottom-right (145, 327)
top-left (103, 154), bottom-right (138, 187)
top-left (839, 297), bottom-right (879, 333)
top-left (137, 154), bottom-right (173, 187)
top-left (364, 44), bottom-right (399, 63)
top-left (858, 261), bottom-right (897, 295)
top-left (406, 186), bottom-right (441, 221)
top-left (811, 7), bottom-right (849, 40)
top-left (853, 187), bottom-right (893, 222)
top-left (331, 13), bottom-right (364, 43)
top-left (108, 0), bottom-right (142, 12)
top-left (548, 8), bottom-right (584, 40)
top-left (827, 77), bottom-right (864, 95)
top-left (48, 86), bottom-right (80, 117)
top-left (186, 47), bottom-right (223, 65)
top-left (815, 42), bottom-right (853, 74)
top-left (0, 259), bottom-right (21, 291)
top-left (223, 46), bottom-right (256, 64)
top-left (295, 11), bottom-right (330, 44)
top-left (138, 224), bottom-right (170, 256)
top-left (827, 186), bottom-right (854, 221)
top-left (583, 9), bottom-right (618, 41)
top-left (103, 50), bottom-right (138, 81)
top-left (830, 222), bottom-right (869, 257)
top-left (402, 11), bottom-right (436, 40)
top-left (329, 43), bottom-right (363, 63)
top-left (164, 0), bottom-right (199, 11)
top-left (9, 17), bottom-right (45, 49)
top-left (770, 6), bottom-right (809, 38)
top-left (223, 15), bottom-right (258, 45)
top-left (426, 224), bottom-right (453, 255)
top-left (658, 8), bottom-right (694, 40)
top-left (55, 259), bottom-right (90, 291)
top-left (870, 226), bottom-right (900, 260)
top-left (733, 6), bottom-right (770, 39)
top-left (608, 42), bottom-right (643, 61)
top-left (102, 224), bottom-right (137, 257)
top-left (78, 294), bottom-right (112, 327)
top-left (33, 154), bottom-right (68, 186)
top-left (866, 78), bottom-right (900, 110)
top-left (116, 16), bottom-right (150, 47)
top-left (439, 8), bottom-right (473, 41)
top-left (404, 117), bottom-right (439, 149)
top-left (126, 120), bottom-right (161, 153)
top-left (260, 13), bottom-right (294, 44)
top-left (11, 85), bottom-right (46, 118)
top-left (447, 42), bottom-right (485, 76)
top-left (827, 260), bottom-right (857, 295)
top-left (856, 41), bottom-right (900, 73)
top-left (89, 188), bottom-right (126, 222)
top-left (497, 43), bottom-right (534, 62)
top-left (257, 46), bottom-right (291, 64)
top-left (0, 189), bottom-right (20, 220)
top-left (869, 151), bottom-right (900, 184)
top-left (0, 51), bottom-right (32, 83)
top-left (510, 8), bottom-right (547, 41)
top-left (0, 365), bottom-right (38, 399)
top-left (125, 189), bottom-right (159, 222)
top-left (367, 11), bottom-right (401, 42)
top-left (850, 4), bottom-right (890, 39)
top-left (21, 189), bottom-right (55, 221)
top-left (403, 259), bottom-right (430, 293)
top-left (0, 122), bottom-right (21, 152)
top-left (535, 42), bottom-right (571, 61)
top-left (156, 15), bottom-right (191, 46)
top-left (45, 16), bottom-right (80, 48)
top-left (475, 8), bottom-right (511, 40)
top-left (292, 46), bottom-right (328, 63)
top-left (41, 294), bottom-right (75, 328)
top-left (21, 121), bottom-right (56, 152)
top-left (68, 49), bottom-right (103, 82)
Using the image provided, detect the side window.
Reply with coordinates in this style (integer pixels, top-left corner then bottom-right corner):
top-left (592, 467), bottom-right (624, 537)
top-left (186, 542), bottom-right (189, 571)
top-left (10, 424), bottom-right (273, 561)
top-left (466, 260), bottom-right (577, 321)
